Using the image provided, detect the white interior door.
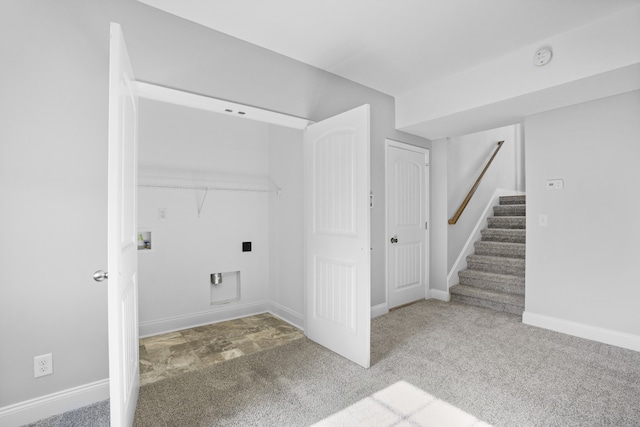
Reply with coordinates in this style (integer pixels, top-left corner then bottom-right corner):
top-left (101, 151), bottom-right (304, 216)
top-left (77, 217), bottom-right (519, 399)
top-left (107, 22), bottom-right (139, 426)
top-left (304, 105), bottom-right (371, 369)
top-left (387, 142), bottom-right (428, 309)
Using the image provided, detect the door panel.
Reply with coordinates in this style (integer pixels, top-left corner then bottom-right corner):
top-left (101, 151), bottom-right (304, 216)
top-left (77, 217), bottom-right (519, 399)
top-left (387, 144), bottom-right (427, 309)
top-left (304, 105), bottom-right (370, 369)
top-left (107, 22), bottom-right (139, 427)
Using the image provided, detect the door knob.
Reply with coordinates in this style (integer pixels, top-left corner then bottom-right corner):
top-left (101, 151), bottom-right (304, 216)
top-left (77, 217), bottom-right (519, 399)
top-left (93, 270), bottom-right (109, 282)
top-left (390, 235), bottom-right (398, 244)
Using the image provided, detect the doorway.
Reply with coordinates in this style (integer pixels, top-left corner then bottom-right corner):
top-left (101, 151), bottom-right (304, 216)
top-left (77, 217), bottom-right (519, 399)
top-left (385, 140), bottom-right (429, 310)
top-left (108, 23), bottom-right (371, 423)
top-left (135, 98), bottom-right (304, 337)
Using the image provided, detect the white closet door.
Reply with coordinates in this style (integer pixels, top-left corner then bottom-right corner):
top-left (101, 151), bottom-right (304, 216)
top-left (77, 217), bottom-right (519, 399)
top-left (387, 144), bottom-right (428, 309)
top-left (107, 22), bottom-right (139, 427)
top-left (304, 105), bottom-right (371, 368)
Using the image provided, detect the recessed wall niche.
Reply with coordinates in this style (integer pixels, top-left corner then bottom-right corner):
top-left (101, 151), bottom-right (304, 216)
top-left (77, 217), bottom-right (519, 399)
top-left (210, 271), bottom-right (241, 305)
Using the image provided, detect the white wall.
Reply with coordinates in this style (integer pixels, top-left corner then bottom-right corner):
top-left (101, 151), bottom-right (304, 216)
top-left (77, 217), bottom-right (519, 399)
top-left (1, 0), bottom-right (429, 417)
top-left (447, 124), bottom-right (524, 271)
top-left (524, 90), bottom-right (640, 348)
top-left (136, 101), bottom-right (272, 333)
top-left (137, 100), bottom-right (307, 335)
top-left (428, 139), bottom-right (449, 293)
top-left (138, 187), bottom-right (270, 332)
top-left (0, 0), bottom-right (109, 410)
top-left (268, 127), bottom-right (305, 324)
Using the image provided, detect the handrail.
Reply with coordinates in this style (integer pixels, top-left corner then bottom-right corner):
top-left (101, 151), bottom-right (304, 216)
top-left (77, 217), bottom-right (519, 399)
top-left (448, 140), bottom-right (504, 225)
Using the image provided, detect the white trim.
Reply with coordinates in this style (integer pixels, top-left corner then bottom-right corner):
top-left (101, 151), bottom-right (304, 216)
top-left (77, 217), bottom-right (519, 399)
top-left (134, 81), bottom-right (312, 130)
top-left (446, 188), bottom-right (525, 288)
top-left (384, 139), bottom-right (430, 310)
top-left (139, 301), bottom-right (270, 338)
top-left (268, 301), bottom-right (304, 330)
top-left (523, 311), bottom-right (640, 352)
top-left (0, 379), bottom-right (109, 427)
top-left (427, 289), bottom-right (451, 301)
top-left (139, 300), bottom-right (307, 338)
top-left (371, 303), bottom-right (389, 319)
top-left (514, 123), bottom-right (525, 192)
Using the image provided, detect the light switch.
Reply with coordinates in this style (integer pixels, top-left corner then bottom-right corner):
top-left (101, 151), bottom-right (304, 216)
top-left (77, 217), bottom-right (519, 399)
top-left (539, 214), bottom-right (548, 227)
top-left (546, 179), bottom-right (564, 190)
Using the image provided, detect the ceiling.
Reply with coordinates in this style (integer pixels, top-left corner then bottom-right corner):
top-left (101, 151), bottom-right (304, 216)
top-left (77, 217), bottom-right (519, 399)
top-left (137, 0), bottom-right (639, 98)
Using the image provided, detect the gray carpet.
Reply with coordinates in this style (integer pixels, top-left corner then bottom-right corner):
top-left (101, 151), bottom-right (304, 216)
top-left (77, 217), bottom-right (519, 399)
top-left (24, 400), bottom-right (110, 427)
top-left (27, 300), bottom-right (640, 426)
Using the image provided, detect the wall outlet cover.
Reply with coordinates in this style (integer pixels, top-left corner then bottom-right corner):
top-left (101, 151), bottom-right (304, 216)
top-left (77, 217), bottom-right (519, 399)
top-left (34, 353), bottom-right (53, 378)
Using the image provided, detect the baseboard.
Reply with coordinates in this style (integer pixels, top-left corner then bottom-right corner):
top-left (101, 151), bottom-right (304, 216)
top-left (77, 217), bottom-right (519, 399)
top-left (523, 311), bottom-right (640, 352)
top-left (371, 303), bottom-right (389, 319)
top-left (139, 301), bottom-right (270, 338)
top-left (427, 289), bottom-right (451, 302)
top-left (267, 301), bottom-right (304, 330)
top-left (0, 379), bottom-right (109, 427)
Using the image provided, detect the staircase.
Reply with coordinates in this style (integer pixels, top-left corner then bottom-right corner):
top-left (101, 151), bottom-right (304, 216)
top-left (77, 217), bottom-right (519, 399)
top-left (450, 195), bottom-right (526, 316)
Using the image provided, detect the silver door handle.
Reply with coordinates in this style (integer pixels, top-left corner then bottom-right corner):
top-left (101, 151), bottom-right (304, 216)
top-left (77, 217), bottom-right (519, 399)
top-left (93, 270), bottom-right (108, 282)
top-left (390, 235), bottom-right (398, 244)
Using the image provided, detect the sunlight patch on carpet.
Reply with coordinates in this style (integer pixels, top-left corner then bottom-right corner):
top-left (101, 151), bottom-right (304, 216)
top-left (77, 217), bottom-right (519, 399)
top-left (312, 381), bottom-right (492, 427)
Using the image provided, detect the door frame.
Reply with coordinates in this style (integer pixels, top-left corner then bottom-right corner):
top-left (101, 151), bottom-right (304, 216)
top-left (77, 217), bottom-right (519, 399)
top-left (114, 24), bottom-right (378, 423)
top-left (384, 139), bottom-right (430, 309)
top-left (131, 83), bottom-right (371, 367)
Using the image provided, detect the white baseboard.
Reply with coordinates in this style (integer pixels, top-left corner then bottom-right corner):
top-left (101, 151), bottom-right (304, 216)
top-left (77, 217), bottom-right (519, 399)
top-left (371, 303), bottom-right (389, 319)
top-left (267, 301), bottom-right (304, 330)
top-left (523, 311), bottom-right (640, 352)
top-left (427, 289), bottom-right (451, 302)
top-left (6, 300), bottom-right (393, 426)
top-left (139, 301), bottom-right (270, 338)
top-left (0, 379), bottom-right (109, 427)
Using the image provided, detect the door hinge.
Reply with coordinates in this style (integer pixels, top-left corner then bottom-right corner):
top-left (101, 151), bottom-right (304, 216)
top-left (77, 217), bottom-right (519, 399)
top-left (425, 221), bottom-right (428, 230)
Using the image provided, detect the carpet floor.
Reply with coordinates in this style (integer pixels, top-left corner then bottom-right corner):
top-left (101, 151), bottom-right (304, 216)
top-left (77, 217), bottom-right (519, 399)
top-left (26, 300), bottom-right (640, 426)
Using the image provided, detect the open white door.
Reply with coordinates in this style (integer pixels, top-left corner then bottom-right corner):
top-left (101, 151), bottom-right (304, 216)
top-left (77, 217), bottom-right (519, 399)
top-left (107, 22), bottom-right (139, 426)
top-left (304, 105), bottom-right (371, 368)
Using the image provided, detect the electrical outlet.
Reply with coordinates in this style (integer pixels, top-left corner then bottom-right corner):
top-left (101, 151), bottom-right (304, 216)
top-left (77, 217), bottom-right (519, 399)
top-left (34, 353), bottom-right (53, 378)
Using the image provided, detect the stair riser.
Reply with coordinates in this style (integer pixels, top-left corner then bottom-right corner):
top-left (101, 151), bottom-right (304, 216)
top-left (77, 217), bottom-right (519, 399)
top-left (458, 272), bottom-right (524, 295)
top-left (481, 229), bottom-right (525, 243)
top-left (451, 194), bottom-right (526, 316)
top-left (499, 195), bottom-right (526, 205)
top-left (487, 217), bottom-right (526, 229)
top-left (474, 242), bottom-right (525, 258)
top-left (467, 258), bottom-right (525, 276)
top-left (451, 294), bottom-right (524, 316)
top-left (493, 205), bottom-right (526, 217)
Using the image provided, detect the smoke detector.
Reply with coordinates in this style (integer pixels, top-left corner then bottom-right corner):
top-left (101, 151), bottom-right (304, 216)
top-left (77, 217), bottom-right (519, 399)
top-left (534, 47), bottom-right (553, 67)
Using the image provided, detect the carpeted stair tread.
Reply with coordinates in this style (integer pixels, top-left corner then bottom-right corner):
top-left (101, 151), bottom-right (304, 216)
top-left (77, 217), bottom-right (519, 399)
top-left (450, 284), bottom-right (525, 315)
top-left (487, 216), bottom-right (526, 229)
top-left (458, 269), bottom-right (525, 295)
top-left (493, 204), bottom-right (525, 217)
top-left (481, 228), bottom-right (526, 243)
top-left (466, 254), bottom-right (525, 276)
top-left (452, 193), bottom-right (526, 316)
top-left (499, 195), bottom-right (526, 205)
top-left (474, 241), bottom-right (525, 258)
